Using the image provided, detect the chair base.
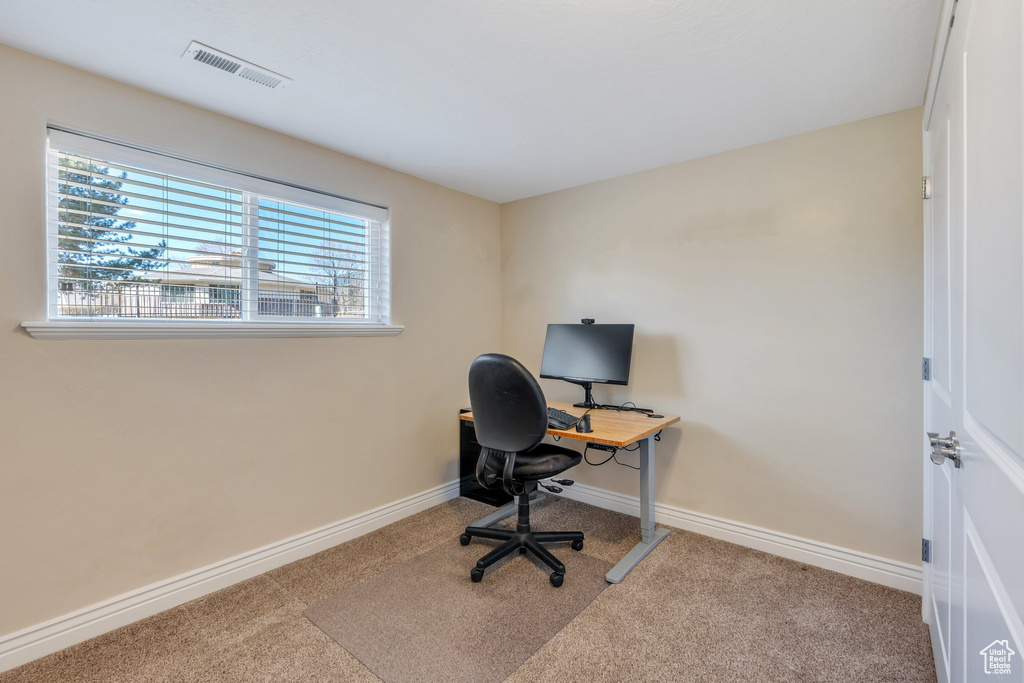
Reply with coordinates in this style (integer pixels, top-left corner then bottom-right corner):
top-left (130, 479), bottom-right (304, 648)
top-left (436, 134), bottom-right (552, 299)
top-left (461, 491), bottom-right (584, 587)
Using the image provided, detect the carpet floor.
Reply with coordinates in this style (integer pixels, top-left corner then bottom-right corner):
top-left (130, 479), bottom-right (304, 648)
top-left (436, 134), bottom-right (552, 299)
top-left (305, 537), bottom-right (611, 683)
top-left (0, 497), bottom-right (936, 682)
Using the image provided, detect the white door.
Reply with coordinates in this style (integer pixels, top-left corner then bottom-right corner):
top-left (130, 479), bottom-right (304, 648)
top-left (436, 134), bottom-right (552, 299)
top-left (923, 0), bottom-right (1024, 681)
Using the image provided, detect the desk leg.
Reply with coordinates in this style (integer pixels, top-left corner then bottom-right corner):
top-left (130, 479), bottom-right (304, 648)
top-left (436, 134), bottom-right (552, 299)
top-left (468, 492), bottom-right (546, 528)
top-left (605, 435), bottom-right (670, 583)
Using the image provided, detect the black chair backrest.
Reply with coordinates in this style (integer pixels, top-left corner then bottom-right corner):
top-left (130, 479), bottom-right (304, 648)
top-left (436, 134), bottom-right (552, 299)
top-left (468, 354), bottom-right (548, 453)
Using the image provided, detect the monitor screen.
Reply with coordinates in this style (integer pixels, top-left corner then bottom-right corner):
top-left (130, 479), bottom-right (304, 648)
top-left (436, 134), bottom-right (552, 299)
top-left (539, 323), bottom-right (635, 385)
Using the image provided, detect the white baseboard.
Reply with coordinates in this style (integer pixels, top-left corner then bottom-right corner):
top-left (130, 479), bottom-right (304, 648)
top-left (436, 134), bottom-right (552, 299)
top-left (1, 477), bottom-right (923, 673)
top-left (0, 479), bottom-right (460, 674)
top-left (555, 482), bottom-right (923, 595)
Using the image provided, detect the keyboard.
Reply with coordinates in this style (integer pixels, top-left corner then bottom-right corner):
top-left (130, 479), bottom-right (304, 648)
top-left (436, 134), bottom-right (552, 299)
top-left (547, 407), bottom-right (580, 430)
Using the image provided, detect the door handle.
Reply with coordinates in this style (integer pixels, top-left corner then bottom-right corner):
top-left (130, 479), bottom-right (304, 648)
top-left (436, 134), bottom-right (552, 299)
top-left (927, 431), bottom-right (962, 468)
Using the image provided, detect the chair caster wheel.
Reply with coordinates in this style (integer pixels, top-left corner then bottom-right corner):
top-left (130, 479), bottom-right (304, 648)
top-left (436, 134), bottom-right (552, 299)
top-left (470, 567), bottom-right (484, 583)
top-left (519, 547), bottom-right (527, 554)
top-left (550, 572), bottom-right (564, 587)
top-left (459, 534), bottom-right (471, 546)
top-left (571, 540), bottom-right (584, 551)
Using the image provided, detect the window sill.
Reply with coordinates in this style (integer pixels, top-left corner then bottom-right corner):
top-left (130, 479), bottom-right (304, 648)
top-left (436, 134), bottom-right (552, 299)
top-left (21, 320), bottom-right (405, 340)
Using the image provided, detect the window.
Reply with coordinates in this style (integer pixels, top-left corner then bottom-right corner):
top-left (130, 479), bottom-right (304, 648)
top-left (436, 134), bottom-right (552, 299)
top-left (162, 285), bottom-right (193, 303)
top-left (208, 284), bottom-right (240, 306)
top-left (42, 129), bottom-right (393, 336)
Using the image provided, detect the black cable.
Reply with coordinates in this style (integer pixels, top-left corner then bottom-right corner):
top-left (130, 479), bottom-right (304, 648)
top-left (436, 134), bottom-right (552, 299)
top-left (600, 400), bottom-right (658, 414)
top-left (620, 430), bottom-right (664, 465)
top-left (583, 444), bottom-right (616, 466)
top-left (583, 443), bottom-right (642, 470)
top-left (612, 453), bottom-right (641, 470)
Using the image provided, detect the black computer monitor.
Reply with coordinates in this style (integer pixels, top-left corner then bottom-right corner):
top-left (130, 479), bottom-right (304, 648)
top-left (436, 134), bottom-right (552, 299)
top-left (540, 323), bottom-right (635, 408)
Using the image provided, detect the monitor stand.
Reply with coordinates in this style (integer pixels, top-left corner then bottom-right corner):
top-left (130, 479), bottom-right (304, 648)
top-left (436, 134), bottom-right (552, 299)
top-left (572, 382), bottom-right (599, 409)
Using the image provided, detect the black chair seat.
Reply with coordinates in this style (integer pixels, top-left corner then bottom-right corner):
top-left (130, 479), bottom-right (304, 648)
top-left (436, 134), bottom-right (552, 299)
top-left (481, 443), bottom-right (582, 481)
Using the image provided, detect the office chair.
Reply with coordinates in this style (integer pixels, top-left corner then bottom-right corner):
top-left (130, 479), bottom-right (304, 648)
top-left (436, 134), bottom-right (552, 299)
top-left (460, 353), bottom-right (585, 587)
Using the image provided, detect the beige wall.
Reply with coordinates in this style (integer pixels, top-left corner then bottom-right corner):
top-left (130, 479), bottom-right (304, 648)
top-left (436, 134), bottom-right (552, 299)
top-left (0, 41), bottom-right (924, 640)
top-left (501, 107), bottom-right (923, 564)
top-left (0, 45), bottom-right (501, 635)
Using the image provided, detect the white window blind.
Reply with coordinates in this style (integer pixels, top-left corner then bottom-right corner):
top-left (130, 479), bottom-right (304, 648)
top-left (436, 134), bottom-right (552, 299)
top-left (46, 129), bottom-right (390, 325)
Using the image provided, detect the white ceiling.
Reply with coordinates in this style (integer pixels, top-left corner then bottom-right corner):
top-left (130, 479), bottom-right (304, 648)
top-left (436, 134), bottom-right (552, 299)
top-left (0, 0), bottom-right (940, 203)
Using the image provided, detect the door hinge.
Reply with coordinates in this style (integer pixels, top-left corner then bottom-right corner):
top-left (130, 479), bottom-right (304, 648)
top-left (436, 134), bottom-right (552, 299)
top-left (922, 538), bottom-right (931, 563)
top-left (922, 357), bottom-right (931, 381)
top-left (922, 176), bottom-right (931, 199)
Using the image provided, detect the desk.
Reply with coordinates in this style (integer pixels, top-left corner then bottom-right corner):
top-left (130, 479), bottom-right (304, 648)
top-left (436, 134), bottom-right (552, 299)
top-left (459, 401), bottom-right (680, 583)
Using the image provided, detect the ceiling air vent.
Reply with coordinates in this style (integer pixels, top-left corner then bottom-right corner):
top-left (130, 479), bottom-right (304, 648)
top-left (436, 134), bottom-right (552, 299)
top-left (182, 41), bottom-right (291, 89)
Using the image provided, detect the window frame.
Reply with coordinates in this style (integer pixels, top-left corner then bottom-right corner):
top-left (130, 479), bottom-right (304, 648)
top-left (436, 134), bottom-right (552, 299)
top-left (24, 128), bottom-right (402, 340)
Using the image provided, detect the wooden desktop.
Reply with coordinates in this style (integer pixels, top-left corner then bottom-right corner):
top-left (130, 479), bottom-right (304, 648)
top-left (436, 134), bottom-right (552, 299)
top-left (460, 402), bottom-right (680, 583)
